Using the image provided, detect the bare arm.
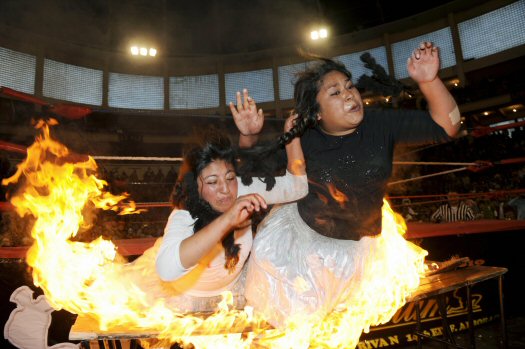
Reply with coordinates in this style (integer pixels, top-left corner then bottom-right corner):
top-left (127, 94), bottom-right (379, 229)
top-left (407, 42), bottom-right (460, 138)
top-left (284, 114), bottom-right (305, 176)
top-left (178, 193), bottom-right (267, 268)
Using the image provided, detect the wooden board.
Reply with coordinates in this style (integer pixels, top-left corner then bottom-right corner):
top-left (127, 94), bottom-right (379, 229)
top-left (410, 265), bottom-right (507, 301)
top-left (70, 265), bottom-right (507, 341)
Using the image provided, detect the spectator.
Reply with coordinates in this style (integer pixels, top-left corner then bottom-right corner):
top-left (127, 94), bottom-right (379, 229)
top-left (401, 198), bottom-right (419, 222)
top-left (508, 195), bottom-right (525, 220)
top-left (431, 191), bottom-right (475, 223)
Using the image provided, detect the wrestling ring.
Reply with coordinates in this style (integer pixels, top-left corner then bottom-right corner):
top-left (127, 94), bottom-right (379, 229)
top-left (1, 117), bottom-right (524, 349)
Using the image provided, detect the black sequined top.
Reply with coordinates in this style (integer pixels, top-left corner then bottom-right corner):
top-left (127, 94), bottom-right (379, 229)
top-left (297, 108), bottom-right (450, 240)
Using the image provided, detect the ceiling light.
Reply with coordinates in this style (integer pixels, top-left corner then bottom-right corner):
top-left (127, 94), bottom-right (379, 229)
top-left (139, 47), bottom-right (148, 56)
top-left (149, 48), bottom-right (157, 57)
top-left (130, 46), bottom-right (139, 55)
top-left (310, 27), bottom-right (328, 41)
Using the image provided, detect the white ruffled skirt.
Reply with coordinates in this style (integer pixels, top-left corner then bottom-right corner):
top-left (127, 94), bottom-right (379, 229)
top-left (245, 202), bottom-right (426, 333)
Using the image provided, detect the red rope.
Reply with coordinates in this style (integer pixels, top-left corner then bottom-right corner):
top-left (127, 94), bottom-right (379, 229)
top-left (471, 120), bottom-right (525, 137)
top-left (0, 140), bottom-right (27, 154)
top-left (2, 220), bottom-right (524, 258)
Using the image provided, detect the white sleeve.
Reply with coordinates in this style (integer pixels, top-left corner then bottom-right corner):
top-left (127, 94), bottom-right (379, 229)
top-left (155, 209), bottom-right (196, 281)
top-left (237, 170), bottom-right (308, 205)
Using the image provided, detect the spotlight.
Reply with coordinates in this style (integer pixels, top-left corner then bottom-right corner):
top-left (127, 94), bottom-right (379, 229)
top-left (139, 47), bottom-right (148, 56)
top-left (130, 46), bottom-right (139, 55)
top-left (149, 48), bottom-right (157, 57)
top-left (310, 27), bottom-right (329, 41)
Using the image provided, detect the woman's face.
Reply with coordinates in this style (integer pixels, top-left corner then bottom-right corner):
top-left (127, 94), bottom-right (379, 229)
top-left (197, 159), bottom-right (238, 213)
top-left (316, 70), bottom-right (364, 136)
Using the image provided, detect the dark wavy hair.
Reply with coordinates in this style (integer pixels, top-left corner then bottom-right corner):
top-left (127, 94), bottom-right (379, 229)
top-left (238, 58), bottom-right (352, 180)
top-left (280, 58), bottom-right (352, 146)
top-left (170, 130), bottom-right (240, 273)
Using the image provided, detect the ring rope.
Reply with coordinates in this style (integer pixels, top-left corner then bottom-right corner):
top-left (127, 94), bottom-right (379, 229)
top-left (93, 156), bottom-right (182, 162)
top-left (393, 161), bottom-right (477, 166)
top-left (388, 167), bottom-right (467, 186)
top-left (389, 188), bottom-right (525, 200)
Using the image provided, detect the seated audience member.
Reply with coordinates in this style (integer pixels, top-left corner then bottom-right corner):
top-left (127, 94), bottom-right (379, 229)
top-left (431, 191), bottom-right (475, 223)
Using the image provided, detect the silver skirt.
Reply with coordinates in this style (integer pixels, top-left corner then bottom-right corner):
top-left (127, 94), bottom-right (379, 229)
top-left (245, 202), bottom-right (425, 332)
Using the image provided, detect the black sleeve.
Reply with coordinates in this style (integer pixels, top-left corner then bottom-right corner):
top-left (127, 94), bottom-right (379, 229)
top-left (373, 108), bottom-right (451, 145)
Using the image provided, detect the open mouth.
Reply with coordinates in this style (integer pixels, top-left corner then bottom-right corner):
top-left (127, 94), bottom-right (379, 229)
top-left (344, 103), bottom-right (360, 113)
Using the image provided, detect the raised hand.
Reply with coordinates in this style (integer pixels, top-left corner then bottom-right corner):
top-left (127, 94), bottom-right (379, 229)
top-left (230, 89), bottom-right (264, 137)
top-left (407, 41), bottom-right (440, 84)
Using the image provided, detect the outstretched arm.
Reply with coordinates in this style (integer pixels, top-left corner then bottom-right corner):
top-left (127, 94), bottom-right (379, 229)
top-left (230, 89), bottom-right (263, 148)
top-left (407, 41), bottom-right (460, 137)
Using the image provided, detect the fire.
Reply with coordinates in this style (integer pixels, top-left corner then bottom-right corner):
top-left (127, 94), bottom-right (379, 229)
top-left (308, 199), bottom-right (427, 348)
top-left (3, 120), bottom-right (427, 348)
top-left (327, 183), bottom-right (348, 207)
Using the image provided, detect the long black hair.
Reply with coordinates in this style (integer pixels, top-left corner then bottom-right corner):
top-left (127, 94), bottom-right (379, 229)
top-left (281, 58), bottom-right (352, 146)
top-left (238, 58), bottom-right (352, 180)
top-left (170, 130), bottom-right (240, 273)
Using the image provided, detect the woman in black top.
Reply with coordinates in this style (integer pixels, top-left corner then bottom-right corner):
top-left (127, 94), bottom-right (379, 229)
top-left (231, 41), bottom-right (460, 347)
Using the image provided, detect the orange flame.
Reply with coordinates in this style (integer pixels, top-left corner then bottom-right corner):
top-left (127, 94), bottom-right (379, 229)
top-left (327, 183), bottom-right (348, 207)
top-left (3, 121), bottom-right (427, 348)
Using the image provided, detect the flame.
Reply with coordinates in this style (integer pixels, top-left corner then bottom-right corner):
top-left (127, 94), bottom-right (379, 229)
top-left (250, 199), bottom-right (427, 349)
top-left (308, 199), bottom-right (427, 348)
top-left (3, 120), bottom-right (427, 348)
top-left (327, 183), bottom-right (348, 207)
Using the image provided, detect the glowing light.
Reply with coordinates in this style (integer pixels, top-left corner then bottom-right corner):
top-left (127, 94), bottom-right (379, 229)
top-left (310, 27), bottom-right (328, 40)
top-left (130, 46), bottom-right (157, 57)
top-left (513, 108), bottom-right (517, 112)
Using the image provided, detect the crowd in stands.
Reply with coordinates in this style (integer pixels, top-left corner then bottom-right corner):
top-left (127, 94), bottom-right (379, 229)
top-left (1, 124), bottom-right (524, 247)
top-left (388, 124), bottom-right (525, 222)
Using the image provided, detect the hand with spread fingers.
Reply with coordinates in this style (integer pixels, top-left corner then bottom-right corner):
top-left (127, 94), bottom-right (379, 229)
top-left (407, 41), bottom-right (440, 84)
top-left (229, 88), bottom-right (264, 137)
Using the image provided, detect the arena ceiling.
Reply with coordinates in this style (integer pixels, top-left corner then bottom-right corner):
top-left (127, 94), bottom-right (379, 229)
top-left (0, 0), bottom-right (523, 158)
top-left (0, 0), bottom-right (458, 56)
